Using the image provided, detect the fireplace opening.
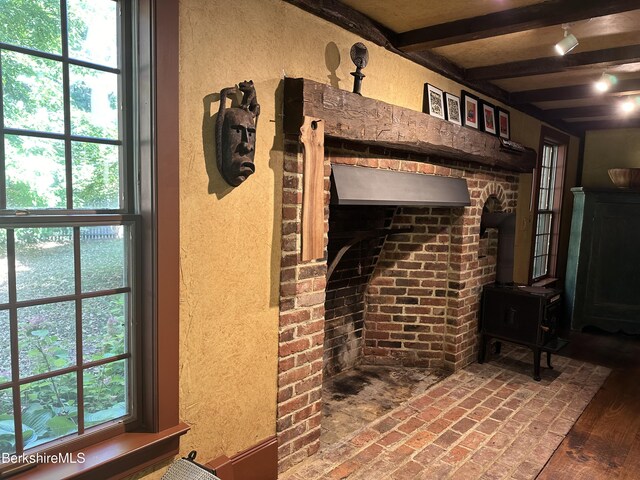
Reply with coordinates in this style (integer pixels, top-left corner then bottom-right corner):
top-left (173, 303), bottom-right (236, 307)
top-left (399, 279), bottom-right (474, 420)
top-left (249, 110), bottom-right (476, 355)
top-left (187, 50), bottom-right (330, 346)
top-left (322, 202), bottom-right (451, 445)
top-left (277, 146), bottom-right (520, 471)
top-left (324, 204), bottom-right (395, 379)
top-left (317, 170), bottom-right (521, 450)
top-left (317, 164), bottom-right (521, 451)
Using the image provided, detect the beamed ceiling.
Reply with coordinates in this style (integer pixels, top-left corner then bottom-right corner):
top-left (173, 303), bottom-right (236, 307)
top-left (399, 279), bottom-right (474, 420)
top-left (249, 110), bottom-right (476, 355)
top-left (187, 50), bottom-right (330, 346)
top-left (284, 0), bottom-right (640, 135)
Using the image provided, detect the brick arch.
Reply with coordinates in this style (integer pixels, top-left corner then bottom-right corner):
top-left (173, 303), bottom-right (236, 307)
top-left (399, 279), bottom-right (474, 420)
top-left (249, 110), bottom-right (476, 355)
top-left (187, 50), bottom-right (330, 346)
top-left (443, 177), bottom-right (519, 371)
top-left (479, 183), bottom-right (510, 213)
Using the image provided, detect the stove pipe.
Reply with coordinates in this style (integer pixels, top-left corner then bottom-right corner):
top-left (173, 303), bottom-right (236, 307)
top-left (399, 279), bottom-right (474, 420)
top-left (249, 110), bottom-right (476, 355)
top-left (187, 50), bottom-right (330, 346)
top-left (480, 212), bottom-right (516, 285)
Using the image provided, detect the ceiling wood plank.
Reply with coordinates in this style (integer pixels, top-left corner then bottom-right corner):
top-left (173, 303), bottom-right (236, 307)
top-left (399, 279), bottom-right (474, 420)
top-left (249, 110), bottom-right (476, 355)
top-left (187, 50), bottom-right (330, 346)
top-left (467, 46), bottom-right (640, 81)
top-left (574, 117), bottom-right (640, 131)
top-left (282, 0), bottom-right (392, 47)
top-left (545, 105), bottom-right (640, 119)
top-left (510, 79), bottom-right (640, 103)
top-left (395, 0), bottom-right (640, 51)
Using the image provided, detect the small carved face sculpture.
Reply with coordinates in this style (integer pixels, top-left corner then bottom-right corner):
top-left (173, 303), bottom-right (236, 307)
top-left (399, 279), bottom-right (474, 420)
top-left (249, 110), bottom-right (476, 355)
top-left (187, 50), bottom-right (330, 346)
top-left (220, 108), bottom-right (257, 186)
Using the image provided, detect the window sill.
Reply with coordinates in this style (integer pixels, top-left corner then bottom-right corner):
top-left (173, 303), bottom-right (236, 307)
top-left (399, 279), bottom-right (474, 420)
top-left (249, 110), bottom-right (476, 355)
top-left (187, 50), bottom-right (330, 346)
top-left (5, 423), bottom-right (190, 480)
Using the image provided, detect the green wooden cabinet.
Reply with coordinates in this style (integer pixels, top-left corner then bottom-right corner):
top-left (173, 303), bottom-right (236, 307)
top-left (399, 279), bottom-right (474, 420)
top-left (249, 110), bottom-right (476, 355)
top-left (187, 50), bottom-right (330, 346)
top-left (565, 188), bottom-right (640, 333)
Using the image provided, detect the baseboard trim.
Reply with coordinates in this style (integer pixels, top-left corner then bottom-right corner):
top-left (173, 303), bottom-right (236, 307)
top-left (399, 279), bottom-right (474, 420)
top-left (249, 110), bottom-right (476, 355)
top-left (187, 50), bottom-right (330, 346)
top-left (207, 436), bottom-right (278, 480)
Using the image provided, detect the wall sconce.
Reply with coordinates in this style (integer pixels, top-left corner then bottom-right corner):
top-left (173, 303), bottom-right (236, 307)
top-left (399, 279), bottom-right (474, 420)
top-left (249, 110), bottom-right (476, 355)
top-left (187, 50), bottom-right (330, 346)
top-left (555, 24), bottom-right (579, 55)
top-left (594, 72), bottom-right (618, 93)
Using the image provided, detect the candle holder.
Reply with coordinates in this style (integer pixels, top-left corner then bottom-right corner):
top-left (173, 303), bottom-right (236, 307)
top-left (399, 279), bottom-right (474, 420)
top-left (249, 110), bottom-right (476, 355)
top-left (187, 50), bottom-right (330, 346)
top-left (350, 42), bottom-right (368, 95)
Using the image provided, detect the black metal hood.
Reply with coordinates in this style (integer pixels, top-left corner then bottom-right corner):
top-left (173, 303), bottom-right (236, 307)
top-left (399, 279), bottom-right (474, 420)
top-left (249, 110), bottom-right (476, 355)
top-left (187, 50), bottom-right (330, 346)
top-left (330, 164), bottom-right (471, 207)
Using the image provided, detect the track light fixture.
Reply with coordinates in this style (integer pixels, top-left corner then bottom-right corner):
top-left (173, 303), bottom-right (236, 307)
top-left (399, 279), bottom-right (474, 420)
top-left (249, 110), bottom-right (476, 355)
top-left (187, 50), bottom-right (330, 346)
top-left (555, 24), bottom-right (579, 55)
top-left (594, 72), bottom-right (618, 93)
top-left (620, 98), bottom-right (637, 114)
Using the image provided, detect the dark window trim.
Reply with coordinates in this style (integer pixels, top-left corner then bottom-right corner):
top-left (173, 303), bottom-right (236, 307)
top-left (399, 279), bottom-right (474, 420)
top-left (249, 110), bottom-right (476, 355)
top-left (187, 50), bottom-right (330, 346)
top-left (4, 0), bottom-right (184, 477)
top-left (529, 125), bottom-right (569, 284)
top-left (138, 0), bottom-right (180, 434)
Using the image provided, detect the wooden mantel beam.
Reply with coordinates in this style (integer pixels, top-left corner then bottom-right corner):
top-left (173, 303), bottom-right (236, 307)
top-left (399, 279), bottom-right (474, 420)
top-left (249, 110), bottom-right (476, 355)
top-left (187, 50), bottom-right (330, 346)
top-left (284, 78), bottom-right (536, 173)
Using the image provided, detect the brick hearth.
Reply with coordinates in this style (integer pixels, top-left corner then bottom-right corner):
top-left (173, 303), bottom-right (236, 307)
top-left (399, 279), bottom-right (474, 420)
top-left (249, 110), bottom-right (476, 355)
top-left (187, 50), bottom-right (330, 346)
top-left (279, 345), bottom-right (610, 480)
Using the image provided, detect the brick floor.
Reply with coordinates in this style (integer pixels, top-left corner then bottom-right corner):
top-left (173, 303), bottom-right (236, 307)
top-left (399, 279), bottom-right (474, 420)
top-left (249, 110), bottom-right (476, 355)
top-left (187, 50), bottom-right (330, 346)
top-left (280, 346), bottom-right (610, 479)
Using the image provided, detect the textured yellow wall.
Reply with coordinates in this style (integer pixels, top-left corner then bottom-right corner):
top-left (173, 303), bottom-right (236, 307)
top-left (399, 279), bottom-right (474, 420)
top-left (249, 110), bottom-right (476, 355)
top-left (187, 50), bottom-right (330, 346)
top-left (511, 116), bottom-right (540, 284)
top-left (137, 1), bottom-right (580, 476)
top-left (582, 128), bottom-right (640, 188)
top-left (177, 0), bottom-right (469, 465)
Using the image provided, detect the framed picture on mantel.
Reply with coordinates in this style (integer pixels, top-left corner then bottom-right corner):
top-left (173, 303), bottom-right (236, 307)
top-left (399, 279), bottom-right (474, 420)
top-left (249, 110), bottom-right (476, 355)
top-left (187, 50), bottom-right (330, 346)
top-left (444, 92), bottom-right (462, 125)
top-left (425, 83), bottom-right (445, 120)
top-left (481, 101), bottom-right (497, 135)
top-left (461, 91), bottom-right (479, 129)
top-left (497, 108), bottom-right (510, 139)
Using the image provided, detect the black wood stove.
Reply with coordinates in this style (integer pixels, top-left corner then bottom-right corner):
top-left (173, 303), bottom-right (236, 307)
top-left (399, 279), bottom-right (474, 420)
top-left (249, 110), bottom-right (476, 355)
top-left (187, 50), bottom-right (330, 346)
top-left (478, 284), bottom-right (568, 381)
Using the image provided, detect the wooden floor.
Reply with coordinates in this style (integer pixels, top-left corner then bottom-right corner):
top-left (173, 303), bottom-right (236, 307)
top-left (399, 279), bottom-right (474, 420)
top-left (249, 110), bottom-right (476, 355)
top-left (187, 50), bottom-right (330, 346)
top-left (538, 328), bottom-right (640, 479)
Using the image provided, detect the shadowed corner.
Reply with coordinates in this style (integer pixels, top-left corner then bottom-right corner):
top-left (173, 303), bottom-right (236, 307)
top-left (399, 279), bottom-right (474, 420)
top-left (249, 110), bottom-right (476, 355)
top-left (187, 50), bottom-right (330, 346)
top-left (202, 91), bottom-right (236, 199)
top-left (325, 41), bottom-right (341, 89)
top-left (269, 78), bottom-right (285, 309)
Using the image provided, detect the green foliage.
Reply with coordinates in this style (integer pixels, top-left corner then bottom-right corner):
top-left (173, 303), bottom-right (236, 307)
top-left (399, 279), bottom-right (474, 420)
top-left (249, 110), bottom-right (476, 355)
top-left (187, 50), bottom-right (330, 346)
top-left (0, 417), bottom-right (35, 453)
top-left (5, 134), bottom-right (67, 210)
top-left (2, 0), bottom-right (120, 213)
top-left (85, 402), bottom-right (126, 427)
top-left (8, 310), bottom-right (127, 449)
top-left (0, 0), bottom-right (128, 453)
top-left (6, 179), bottom-right (48, 209)
top-left (0, 0), bottom-right (61, 128)
top-left (72, 142), bottom-right (120, 209)
top-left (14, 227), bottom-right (72, 249)
top-left (83, 362), bottom-right (127, 425)
top-left (70, 81), bottom-right (92, 112)
top-left (0, 403), bottom-right (78, 452)
top-left (0, 238), bottom-right (129, 452)
top-left (0, 0), bottom-right (61, 54)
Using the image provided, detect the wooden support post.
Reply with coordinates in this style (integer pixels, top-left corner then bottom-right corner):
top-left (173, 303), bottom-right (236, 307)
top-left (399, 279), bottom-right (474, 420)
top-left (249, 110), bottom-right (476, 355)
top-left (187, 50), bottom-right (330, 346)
top-left (300, 116), bottom-right (325, 262)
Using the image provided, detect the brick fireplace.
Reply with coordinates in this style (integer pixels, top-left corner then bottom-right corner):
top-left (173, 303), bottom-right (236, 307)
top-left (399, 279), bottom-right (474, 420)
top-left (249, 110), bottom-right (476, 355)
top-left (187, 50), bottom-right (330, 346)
top-left (276, 78), bottom-right (530, 472)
